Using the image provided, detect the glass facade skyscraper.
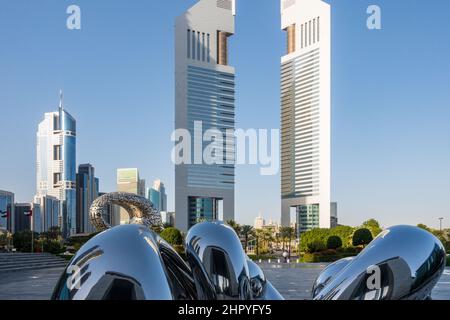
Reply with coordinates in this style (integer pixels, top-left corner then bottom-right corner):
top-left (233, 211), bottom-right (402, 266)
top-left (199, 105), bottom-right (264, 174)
top-left (0, 190), bottom-right (14, 233)
top-left (175, 0), bottom-right (236, 232)
top-left (36, 92), bottom-right (76, 237)
top-left (33, 194), bottom-right (60, 233)
top-left (280, 0), bottom-right (332, 231)
top-left (147, 179), bottom-right (167, 212)
top-left (117, 168), bottom-right (145, 224)
top-left (76, 164), bottom-right (99, 234)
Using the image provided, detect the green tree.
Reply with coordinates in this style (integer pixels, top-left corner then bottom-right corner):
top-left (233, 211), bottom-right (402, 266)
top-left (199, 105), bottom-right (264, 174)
top-left (240, 225), bottom-right (254, 253)
top-left (352, 228), bottom-right (373, 247)
top-left (42, 239), bottom-right (65, 254)
top-left (299, 228), bottom-right (330, 253)
top-left (417, 224), bottom-right (431, 232)
top-left (361, 219), bottom-right (383, 238)
top-left (327, 235), bottom-right (343, 250)
top-left (12, 231), bottom-right (40, 252)
top-left (329, 225), bottom-right (355, 248)
top-left (160, 227), bottom-right (183, 246)
top-left (306, 240), bottom-right (326, 253)
top-left (41, 226), bottom-right (62, 240)
top-left (226, 220), bottom-right (241, 236)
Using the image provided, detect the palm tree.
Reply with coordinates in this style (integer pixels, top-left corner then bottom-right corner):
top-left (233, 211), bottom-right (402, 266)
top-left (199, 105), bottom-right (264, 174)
top-left (226, 220), bottom-right (241, 236)
top-left (240, 225), bottom-right (254, 253)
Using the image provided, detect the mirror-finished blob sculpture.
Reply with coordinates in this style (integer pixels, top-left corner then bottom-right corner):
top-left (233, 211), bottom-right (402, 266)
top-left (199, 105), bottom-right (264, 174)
top-left (53, 193), bottom-right (444, 300)
top-left (52, 193), bottom-right (198, 300)
top-left (52, 192), bottom-right (282, 300)
top-left (312, 225), bottom-right (446, 300)
top-left (185, 221), bottom-right (283, 300)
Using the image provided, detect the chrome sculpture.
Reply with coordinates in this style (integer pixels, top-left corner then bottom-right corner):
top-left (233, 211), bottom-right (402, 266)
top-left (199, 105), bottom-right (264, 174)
top-left (52, 193), bottom-right (197, 300)
top-left (312, 225), bottom-right (446, 300)
top-left (89, 192), bottom-right (162, 231)
top-left (52, 192), bottom-right (444, 300)
top-left (185, 221), bottom-right (283, 300)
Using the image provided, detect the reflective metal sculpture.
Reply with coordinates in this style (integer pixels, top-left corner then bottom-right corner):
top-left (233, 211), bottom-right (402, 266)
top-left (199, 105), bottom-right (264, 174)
top-left (185, 221), bottom-right (283, 300)
top-left (51, 224), bottom-right (197, 300)
top-left (54, 191), bottom-right (444, 300)
top-left (89, 192), bottom-right (161, 231)
top-left (312, 225), bottom-right (446, 300)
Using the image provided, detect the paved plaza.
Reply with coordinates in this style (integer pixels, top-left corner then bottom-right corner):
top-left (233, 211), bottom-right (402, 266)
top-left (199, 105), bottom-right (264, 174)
top-left (0, 264), bottom-right (449, 300)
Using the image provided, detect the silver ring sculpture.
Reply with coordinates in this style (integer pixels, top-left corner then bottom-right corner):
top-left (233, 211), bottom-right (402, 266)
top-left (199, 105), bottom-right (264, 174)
top-left (52, 192), bottom-right (445, 300)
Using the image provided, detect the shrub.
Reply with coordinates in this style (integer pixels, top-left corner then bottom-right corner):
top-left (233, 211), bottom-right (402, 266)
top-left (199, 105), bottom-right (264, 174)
top-left (329, 226), bottom-right (355, 248)
top-left (306, 240), bottom-right (326, 253)
top-left (160, 227), bottom-right (183, 246)
top-left (447, 256), bottom-right (450, 267)
top-left (352, 228), bottom-right (373, 247)
top-left (299, 228), bottom-right (329, 253)
top-left (43, 239), bottom-right (65, 254)
top-left (327, 236), bottom-right (343, 250)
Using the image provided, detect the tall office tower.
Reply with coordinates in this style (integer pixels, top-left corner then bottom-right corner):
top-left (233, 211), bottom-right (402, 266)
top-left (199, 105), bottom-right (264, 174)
top-left (175, 0), bottom-right (236, 232)
top-left (76, 164), bottom-right (99, 234)
top-left (33, 194), bottom-right (60, 233)
top-left (116, 168), bottom-right (145, 224)
top-left (36, 91), bottom-right (76, 237)
top-left (280, 0), bottom-right (331, 231)
top-left (14, 204), bottom-right (31, 233)
top-left (148, 179), bottom-right (167, 212)
top-left (0, 190), bottom-right (14, 233)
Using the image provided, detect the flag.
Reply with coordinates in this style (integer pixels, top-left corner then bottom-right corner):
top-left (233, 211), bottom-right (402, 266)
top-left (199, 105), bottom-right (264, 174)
top-left (0, 210), bottom-right (8, 218)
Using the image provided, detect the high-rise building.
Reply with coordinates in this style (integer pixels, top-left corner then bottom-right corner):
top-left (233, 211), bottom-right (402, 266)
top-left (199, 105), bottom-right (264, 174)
top-left (0, 190), bottom-right (14, 233)
top-left (116, 168), bottom-right (145, 224)
top-left (76, 164), bottom-right (99, 234)
top-left (147, 179), bottom-right (167, 212)
top-left (280, 0), bottom-right (331, 231)
top-left (33, 194), bottom-right (60, 233)
top-left (254, 213), bottom-right (266, 230)
top-left (14, 204), bottom-right (31, 233)
top-left (36, 91), bottom-right (76, 237)
top-left (175, 0), bottom-right (236, 232)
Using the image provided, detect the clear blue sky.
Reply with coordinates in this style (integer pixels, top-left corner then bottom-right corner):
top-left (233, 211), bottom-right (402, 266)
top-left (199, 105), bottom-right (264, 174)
top-left (0, 0), bottom-right (449, 229)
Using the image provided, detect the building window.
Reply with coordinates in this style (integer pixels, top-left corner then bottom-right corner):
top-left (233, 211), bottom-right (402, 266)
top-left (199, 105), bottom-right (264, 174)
top-left (301, 24), bottom-right (304, 49)
top-left (53, 145), bottom-right (61, 160)
top-left (202, 33), bottom-right (206, 61)
top-left (192, 30), bottom-right (196, 59)
top-left (197, 31), bottom-right (201, 61)
top-left (53, 114), bottom-right (60, 131)
top-left (187, 29), bottom-right (191, 59)
top-left (317, 17), bottom-right (320, 42)
top-left (309, 21), bottom-right (312, 46)
top-left (53, 173), bottom-right (61, 185)
top-left (313, 19), bottom-right (316, 43)
top-left (207, 34), bottom-right (211, 62)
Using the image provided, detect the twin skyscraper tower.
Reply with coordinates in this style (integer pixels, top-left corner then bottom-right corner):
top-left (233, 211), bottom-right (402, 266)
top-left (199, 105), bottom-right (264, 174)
top-left (175, 0), bottom-right (333, 233)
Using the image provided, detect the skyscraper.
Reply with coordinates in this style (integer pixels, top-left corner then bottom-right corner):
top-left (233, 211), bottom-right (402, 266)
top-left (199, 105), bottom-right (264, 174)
top-left (280, 0), bottom-right (331, 231)
top-left (33, 194), bottom-right (60, 233)
top-left (14, 204), bottom-right (31, 233)
top-left (36, 91), bottom-right (76, 237)
top-left (0, 190), bottom-right (14, 233)
top-left (76, 164), bottom-right (99, 234)
top-left (175, 0), bottom-right (236, 232)
top-left (116, 168), bottom-right (145, 224)
top-left (147, 179), bottom-right (167, 212)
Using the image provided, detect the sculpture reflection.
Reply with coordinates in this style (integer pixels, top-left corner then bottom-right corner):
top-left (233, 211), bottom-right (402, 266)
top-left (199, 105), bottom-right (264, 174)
top-left (312, 225), bottom-right (446, 300)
